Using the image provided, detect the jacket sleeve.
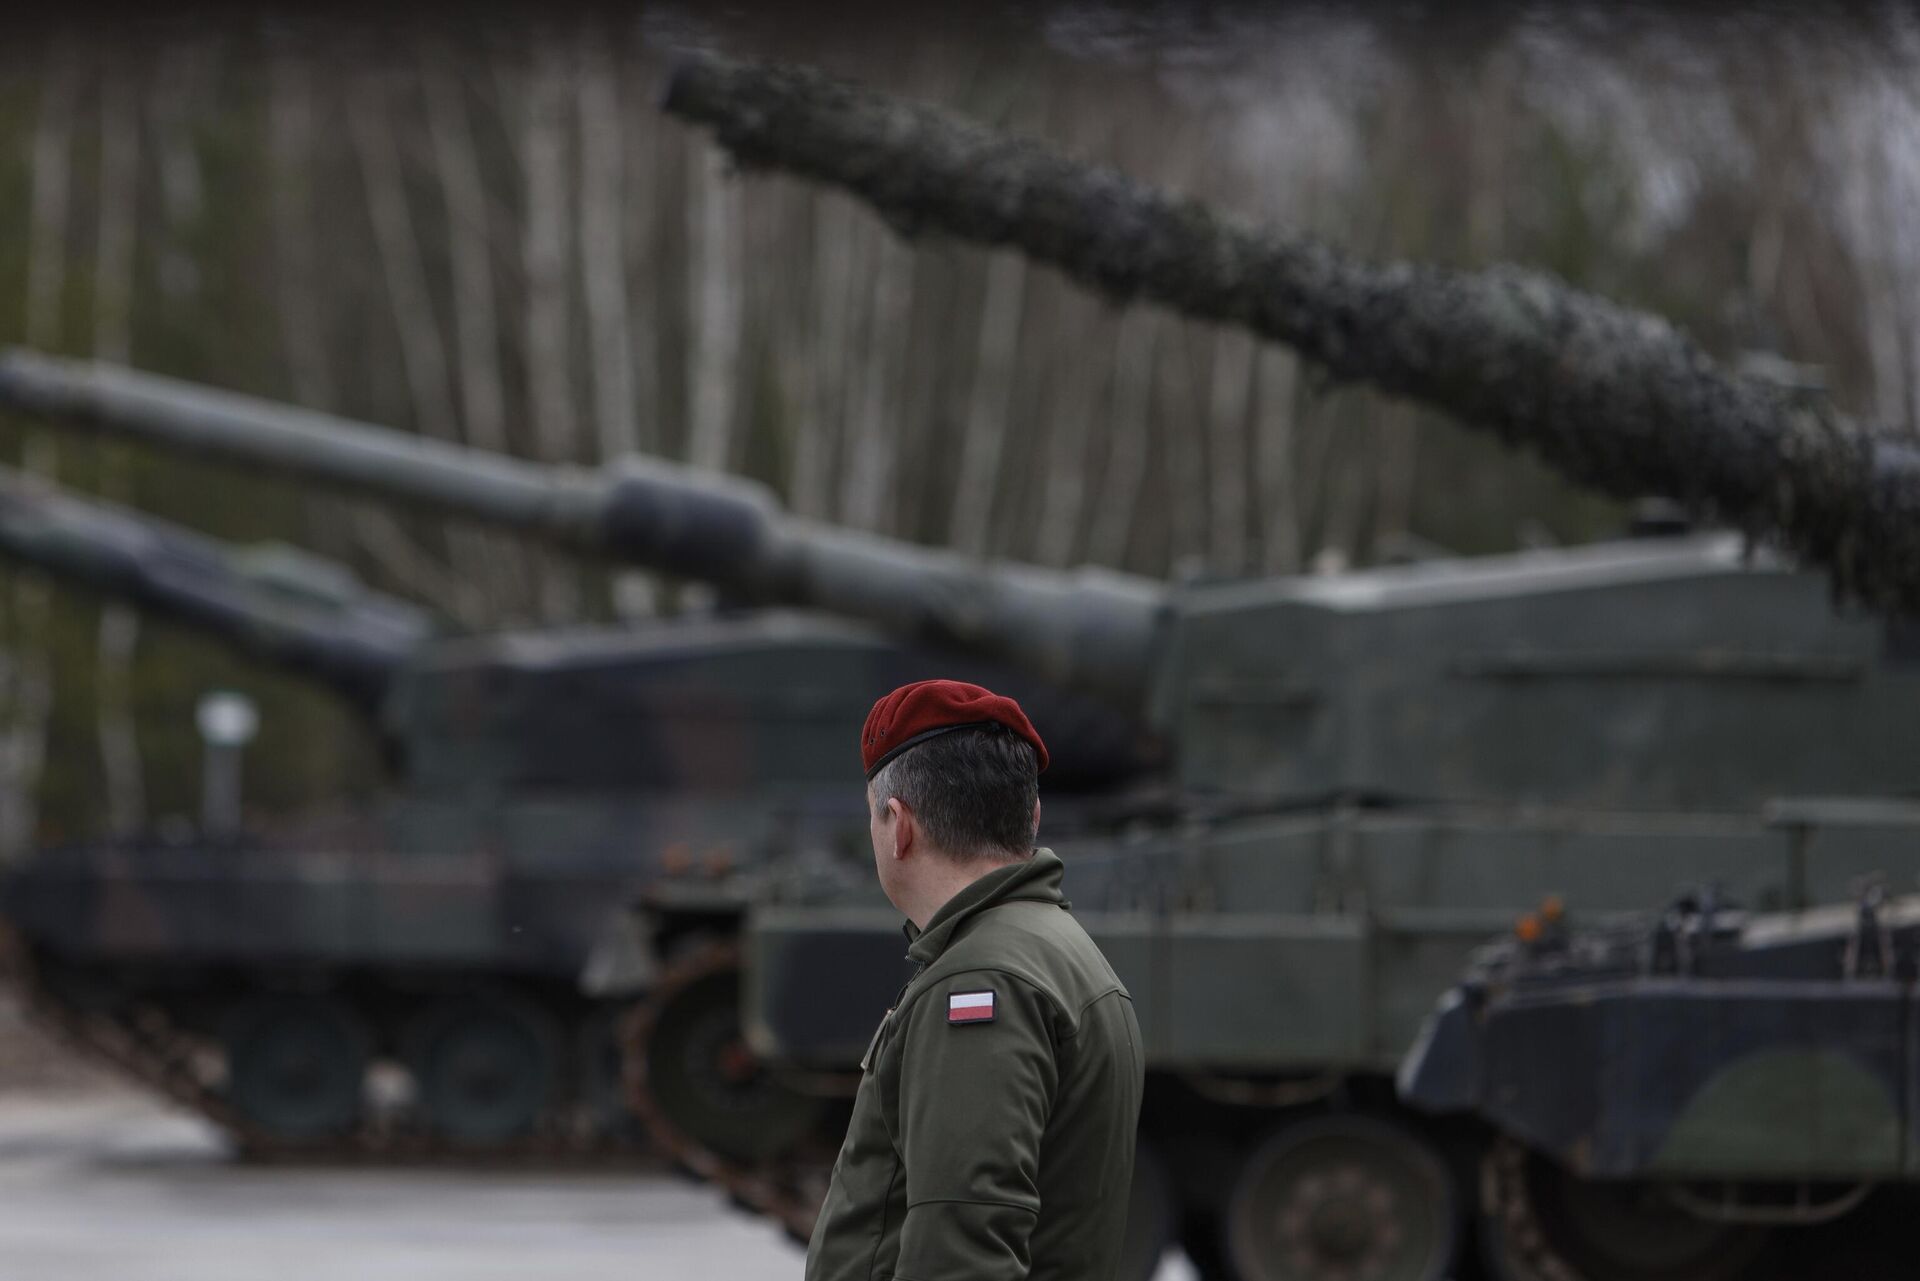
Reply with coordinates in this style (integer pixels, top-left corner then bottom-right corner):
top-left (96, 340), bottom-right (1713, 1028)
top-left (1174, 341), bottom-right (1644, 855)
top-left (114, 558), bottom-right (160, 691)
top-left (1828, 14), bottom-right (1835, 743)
top-left (894, 970), bottom-right (1059, 1281)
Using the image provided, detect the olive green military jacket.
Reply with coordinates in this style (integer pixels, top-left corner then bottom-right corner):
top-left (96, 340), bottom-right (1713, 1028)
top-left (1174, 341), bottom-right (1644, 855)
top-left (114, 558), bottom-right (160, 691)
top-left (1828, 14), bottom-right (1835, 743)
top-left (804, 849), bottom-right (1144, 1281)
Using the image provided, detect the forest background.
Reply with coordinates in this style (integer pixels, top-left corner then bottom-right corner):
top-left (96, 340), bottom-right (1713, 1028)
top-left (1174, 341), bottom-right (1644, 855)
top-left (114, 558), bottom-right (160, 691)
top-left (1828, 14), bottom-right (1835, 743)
top-left (0, 3), bottom-right (1914, 848)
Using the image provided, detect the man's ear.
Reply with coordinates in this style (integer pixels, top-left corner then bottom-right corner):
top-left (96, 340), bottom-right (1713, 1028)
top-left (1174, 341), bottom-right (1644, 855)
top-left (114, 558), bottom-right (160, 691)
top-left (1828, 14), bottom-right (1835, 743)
top-left (888, 797), bottom-right (915, 861)
top-left (1031, 798), bottom-right (1042, 842)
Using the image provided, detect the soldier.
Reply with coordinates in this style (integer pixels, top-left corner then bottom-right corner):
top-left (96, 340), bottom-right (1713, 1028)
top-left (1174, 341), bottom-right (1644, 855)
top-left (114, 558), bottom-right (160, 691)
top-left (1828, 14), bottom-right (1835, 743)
top-left (805, 678), bottom-right (1145, 1281)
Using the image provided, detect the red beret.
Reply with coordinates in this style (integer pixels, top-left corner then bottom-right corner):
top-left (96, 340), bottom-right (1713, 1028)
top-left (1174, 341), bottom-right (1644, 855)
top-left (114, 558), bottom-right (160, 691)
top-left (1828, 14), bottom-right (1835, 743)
top-left (861, 679), bottom-right (1050, 778)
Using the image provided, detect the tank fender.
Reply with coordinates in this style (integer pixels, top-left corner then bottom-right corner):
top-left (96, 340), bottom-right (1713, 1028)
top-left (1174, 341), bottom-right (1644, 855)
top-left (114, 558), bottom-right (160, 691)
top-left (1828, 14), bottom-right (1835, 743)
top-left (1397, 985), bottom-right (1484, 1114)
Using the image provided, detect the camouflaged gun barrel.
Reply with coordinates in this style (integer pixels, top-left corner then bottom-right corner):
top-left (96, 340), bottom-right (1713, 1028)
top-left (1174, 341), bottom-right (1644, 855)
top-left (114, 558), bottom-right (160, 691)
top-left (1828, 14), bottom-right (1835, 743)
top-left (0, 348), bottom-right (1165, 702)
top-left (0, 461), bottom-right (429, 707)
top-left (663, 51), bottom-right (1920, 617)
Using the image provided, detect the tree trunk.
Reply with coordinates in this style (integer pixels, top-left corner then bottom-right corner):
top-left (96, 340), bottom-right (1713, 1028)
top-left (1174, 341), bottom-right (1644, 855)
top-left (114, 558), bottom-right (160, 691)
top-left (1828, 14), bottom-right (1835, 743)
top-left (148, 44), bottom-right (207, 305)
top-left (664, 51), bottom-right (1920, 612)
top-left (346, 75), bottom-right (459, 445)
top-left (0, 53), bottom-right (76, 860)
top-left (948, 253), bottom-right (1028, 555)
top-left (268, 53), bottom-right (332, 411)
top-left (791, 194), bottom-right (857, 520)
top-left (1206, 329), bottom-right (1257, 576)
top-left (24, 55), bottom-right (75, 359)
top-left (1085, 309), bottom-right (1158, 568)
top-left (1033, 308), bottom-right (1110, 567)
top-left (422, 52), bottom-right (509, 456)
top-left (621, 81), bottom-right (664, 457)
top-left (1300, 393), bottom-right (1362, 568)
top-left (685, 142), bottom-right (743, 473)
top-left (268, 52), bottom-right (470, 619)
top-left (93, 67), bottom-right (147, 838)
top-left (520, 48), bottom-right (579, 464)
top-left (517, 45), bottom-right (582, 621)
top-left (1161, 327), bottom-right (1206, 576)
top-left (838, 231), bottom-right (916, 534)
top-left (576, 38), bottom-right (640, 460)
top-left (1317, 407), bottom-right (1371, 570)
top-left (1255, 348), bottom-right (1304, 574)
top-left (1371, 403), bottom-right (1422, 558)
top-left (347, 71), bottom-right (494, 626)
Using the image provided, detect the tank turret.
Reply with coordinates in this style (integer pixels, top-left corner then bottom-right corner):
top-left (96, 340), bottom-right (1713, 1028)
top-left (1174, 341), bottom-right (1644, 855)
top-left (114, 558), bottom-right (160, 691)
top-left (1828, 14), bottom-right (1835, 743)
top-left (0, 461), bottom-right (428, 708)
top-left (0, 349), bottom-right (1163, 703)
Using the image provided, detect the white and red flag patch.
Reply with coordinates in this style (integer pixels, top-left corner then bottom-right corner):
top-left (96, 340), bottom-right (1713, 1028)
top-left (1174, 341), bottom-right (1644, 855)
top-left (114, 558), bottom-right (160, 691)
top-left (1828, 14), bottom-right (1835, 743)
top-left (947, 990), bottom-right (996, 1024)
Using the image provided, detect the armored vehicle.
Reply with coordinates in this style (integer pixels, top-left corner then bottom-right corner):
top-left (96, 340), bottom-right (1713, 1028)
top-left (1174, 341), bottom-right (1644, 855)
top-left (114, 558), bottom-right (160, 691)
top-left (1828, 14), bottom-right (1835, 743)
top-left (1399, 801), bottom-right (1920, 1281)
top-left (8, 350), bottom-right (1918, 1280)
top-left (0, 414), bottom-right (1154, 1159)
top-left (626, 522), bottom-right (1920, 1281)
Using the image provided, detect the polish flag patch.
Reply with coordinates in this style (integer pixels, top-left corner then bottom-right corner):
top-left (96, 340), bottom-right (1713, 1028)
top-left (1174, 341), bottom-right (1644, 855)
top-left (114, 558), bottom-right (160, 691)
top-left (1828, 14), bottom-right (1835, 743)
top-left (947, 990), bottom-right (996, 1024)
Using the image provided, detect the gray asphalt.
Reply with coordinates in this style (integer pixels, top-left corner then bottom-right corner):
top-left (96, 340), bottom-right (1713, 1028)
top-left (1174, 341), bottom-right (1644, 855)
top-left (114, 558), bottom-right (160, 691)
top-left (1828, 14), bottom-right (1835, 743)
top-left (0, 1090), bottom-right (1197, 1281)
top-left (0, 1091), bottom-right (804, 1281)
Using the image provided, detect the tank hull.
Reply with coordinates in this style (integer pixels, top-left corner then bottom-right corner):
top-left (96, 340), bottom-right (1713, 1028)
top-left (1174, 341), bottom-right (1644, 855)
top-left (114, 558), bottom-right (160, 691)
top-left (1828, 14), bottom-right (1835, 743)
top-left (0, 616), bottom-right (1154, 1158)
top-left (1396, 807), bottom-right (1920, 1280)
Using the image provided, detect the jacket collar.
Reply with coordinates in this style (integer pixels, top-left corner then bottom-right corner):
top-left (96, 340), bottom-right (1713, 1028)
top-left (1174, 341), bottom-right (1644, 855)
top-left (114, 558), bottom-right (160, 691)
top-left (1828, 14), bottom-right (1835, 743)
top-left (903, 848), bottom-right (1067, 965)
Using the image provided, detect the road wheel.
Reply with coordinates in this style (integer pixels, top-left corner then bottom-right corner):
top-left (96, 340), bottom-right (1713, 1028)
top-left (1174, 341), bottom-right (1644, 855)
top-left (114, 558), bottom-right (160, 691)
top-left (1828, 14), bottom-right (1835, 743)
top-left (629, 954), bottom-right (822, 1165)
top-left (405, 992), bottom-right (559, 1144)
top-left (1479, 1138), bottom-right (1770, 1281)
top-left (1224, 1114), bottom-right (1459, 1281)
top-left (224, 993), bottom-right (368, 1140)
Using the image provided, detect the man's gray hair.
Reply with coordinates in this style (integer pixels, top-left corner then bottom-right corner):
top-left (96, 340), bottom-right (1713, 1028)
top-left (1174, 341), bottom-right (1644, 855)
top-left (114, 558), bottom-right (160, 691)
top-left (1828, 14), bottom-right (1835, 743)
top-left (869, 726), bottom-right (1039, 860)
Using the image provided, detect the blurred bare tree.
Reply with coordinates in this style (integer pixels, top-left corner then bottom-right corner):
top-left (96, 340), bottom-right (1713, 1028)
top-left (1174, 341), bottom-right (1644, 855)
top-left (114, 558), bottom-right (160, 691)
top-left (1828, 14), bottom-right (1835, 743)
top-left (0, 44), bottom-right (75, 857)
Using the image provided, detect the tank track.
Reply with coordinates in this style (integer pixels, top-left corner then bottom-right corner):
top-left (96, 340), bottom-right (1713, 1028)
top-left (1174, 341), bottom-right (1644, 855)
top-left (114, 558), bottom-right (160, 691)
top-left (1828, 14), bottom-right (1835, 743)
top-left (1480, 1137), bottom-right (1585, 1281)
top-left (1478, 1137), bottom-right (1781, 1281)
top-left (620, 938), bottom-right (839, 1241)
top-left (3, 933), bottom-right (648, 1167)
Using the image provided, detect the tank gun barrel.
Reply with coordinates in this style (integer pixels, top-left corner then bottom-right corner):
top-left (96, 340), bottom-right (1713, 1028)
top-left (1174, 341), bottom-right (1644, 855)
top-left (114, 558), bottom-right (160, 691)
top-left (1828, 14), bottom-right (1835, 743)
top-left (0, 349), bottom-right (1165, 702)
top-left (661, 51), bottom-right (1920, 618)
top-left (0, 462), bottom-right (429, 706)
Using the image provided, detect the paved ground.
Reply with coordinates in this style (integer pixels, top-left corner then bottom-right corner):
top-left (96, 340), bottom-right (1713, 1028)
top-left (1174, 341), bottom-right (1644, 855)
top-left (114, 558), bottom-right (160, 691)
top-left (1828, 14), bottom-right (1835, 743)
top-left (2, 998), bottom-right (1908, 1281)
top-left (10, 1069), bottom-right (1908, 1281)
top-left (0, 1088), bottom-right (1196, 1281)
top-left (0, 1090), bottom-right (807, 1281)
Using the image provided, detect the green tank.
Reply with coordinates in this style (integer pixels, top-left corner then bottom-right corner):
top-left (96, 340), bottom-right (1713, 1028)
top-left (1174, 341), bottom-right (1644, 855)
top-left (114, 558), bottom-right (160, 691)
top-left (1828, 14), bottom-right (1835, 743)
top-left (627, 517), bottom-right (1920, 1281)
top-left (0, 374), bottom-right (1154, 1159)
top-left (645, 56), bottom-right (1920, 1279)
top-left (10, 351), bottom-right (1919, 1280)
top-left (641, 528), bottom-right (1919, 1281)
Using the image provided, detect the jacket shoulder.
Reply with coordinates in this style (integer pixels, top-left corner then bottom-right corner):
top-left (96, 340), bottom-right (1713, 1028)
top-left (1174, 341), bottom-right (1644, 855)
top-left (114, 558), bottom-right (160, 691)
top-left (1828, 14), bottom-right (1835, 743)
top-left (915, 902), bottom-right (1127, 1032)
